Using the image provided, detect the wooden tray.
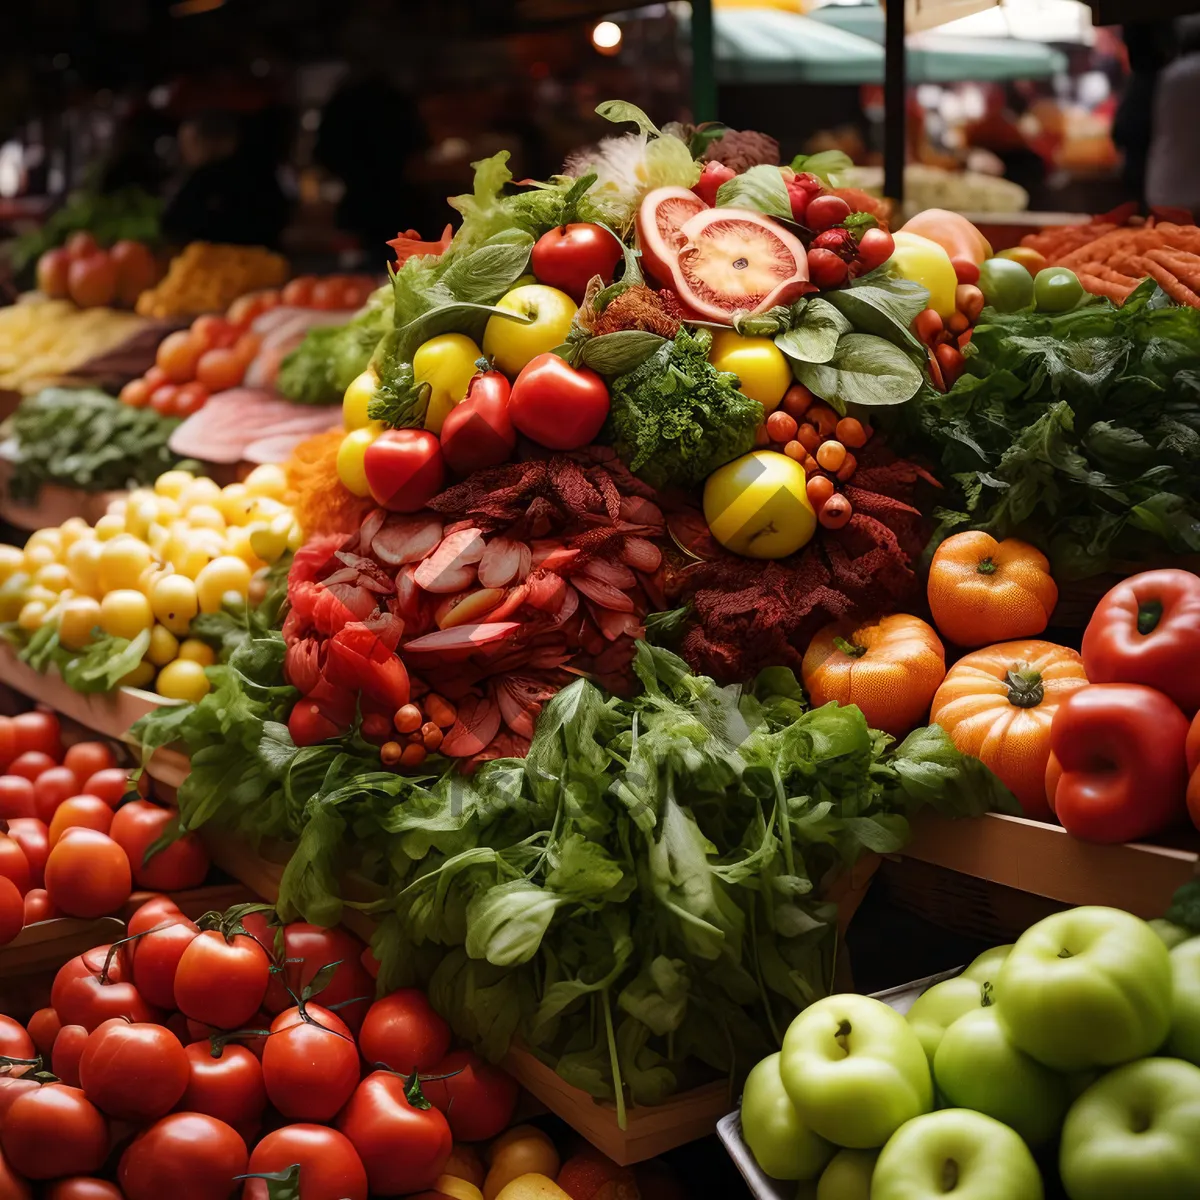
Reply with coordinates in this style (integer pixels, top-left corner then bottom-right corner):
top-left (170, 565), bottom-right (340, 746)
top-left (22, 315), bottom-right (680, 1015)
top-left (0, 477), bottom-right (125, 532)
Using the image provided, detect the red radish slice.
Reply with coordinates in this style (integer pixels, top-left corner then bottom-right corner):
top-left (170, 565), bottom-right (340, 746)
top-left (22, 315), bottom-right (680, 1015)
top-left (402, 622), bottom-right (521, 661)
top-left (477, 538), bottom-right (525, 589)
top-left (372, 516), bottom-right (444, 566)
top-left (573, 574), bottom-right (635, 613)
top-left (441, 694), bottom-right (503, 758)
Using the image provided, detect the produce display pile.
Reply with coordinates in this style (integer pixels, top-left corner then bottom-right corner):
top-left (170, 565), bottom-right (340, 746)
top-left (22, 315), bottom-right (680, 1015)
top-left (1, 100), bottom-right (1200, 1200)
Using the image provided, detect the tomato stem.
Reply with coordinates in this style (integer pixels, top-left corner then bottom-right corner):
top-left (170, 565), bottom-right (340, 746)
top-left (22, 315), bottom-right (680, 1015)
top-left (403, 1069), bottom-right (433, 1110)
top-left (1137, 599), bottom-right (1164, 636)
top-left (976, 557), bottom-right (997, 576)
top-left (832, 636), bottom-right (866, 659)
top-left (1004, 666), bottom-right (1044, 708)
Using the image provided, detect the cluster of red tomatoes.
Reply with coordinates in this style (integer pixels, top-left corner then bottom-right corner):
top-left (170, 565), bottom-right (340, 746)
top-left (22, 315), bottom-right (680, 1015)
top-left (0, 711), bottom-right (208, 940)
top-left (0, 900), bottom-right (520, 1199)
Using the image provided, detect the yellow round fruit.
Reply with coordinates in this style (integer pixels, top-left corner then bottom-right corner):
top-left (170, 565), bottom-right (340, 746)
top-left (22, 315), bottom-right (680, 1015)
top-left (23, 585), bottom-right (58, 609)
top-left (889, 231), bottom-right (958, 319)
top-left (146, 523), bottom-right (172, 556)
top-left (337, 428), bottom-right (376, 498)
top-left (99, 589), bottom-right (154, 640)
top-left (27, 528), bottom-right (63, 558)
top-left (65, 540), bottom-right (103, 597)
top-left (58, 517), bottom-right (91, 550)
top-left (248, 496), bottom-right (287, 522)
top-left (482, 285), bottom-right (578, 377)
top-left (17, 600), bottom-right (48, 632)
top-left (34, 563), bottom-right (71, 594)
top-left (179, 477), bottom-right (222, 510)
top-left (155, 497), bottom-right (182, 523)
top-left (176, 638), bottom-right (215, 666)
top-left (155, 470), bottom-right (195, 500)
top-left (215, 483), bottom-right (254, 525)
top-left (0, 546), bottom-right (24, 586)
top-left (244, 463), bottom-right (289, 500)
top-left (703, 450), bottom-right (816, 559)
top-left (156, 658), bottom-right (211, 703)
top-left (150, 573), bottom-right (200, 635)
top-left (342, 370), bottom-right (378, 431)
top-left (146, 624), bottom-right (181, 667)
top-left (94, 514), bottom-right (125, 542)
top-left (0, 574), bottom-right (30, 623)
top-left (125, 499), bottom-right (161, 541)
top-left (164, 533), bottom-right (215, 580)
top-left (118, 661), bottom-right (156, 690)
top-left (707, 331), bottom-right (792, 412)
top-left (98, 536), bottom-right (153, 594)
top-left (224, 525), bottom-right (266, 571)
top-left (187, 504), bottom-right (226, 533)
top-left (57, 596), bottom-right (103, 651)
top-left (137, 562), bottom-right (173, 596)
top-left (23, 542), bottom-right (57, 570)
top-left (195, 555), bottom-right (252, 613)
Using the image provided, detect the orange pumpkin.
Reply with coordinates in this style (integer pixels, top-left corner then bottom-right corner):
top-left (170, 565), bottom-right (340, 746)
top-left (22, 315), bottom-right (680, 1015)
top-left (802, 614), bottom-right (946, 738)
top-left (928, 531), bottom-right (1058, 647)
top-left (929, 639), bottom-right (1088, 819)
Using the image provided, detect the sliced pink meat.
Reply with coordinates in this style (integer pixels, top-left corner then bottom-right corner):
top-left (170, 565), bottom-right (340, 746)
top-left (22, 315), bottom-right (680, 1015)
top-left (170, 389), bottom-right (338, 464)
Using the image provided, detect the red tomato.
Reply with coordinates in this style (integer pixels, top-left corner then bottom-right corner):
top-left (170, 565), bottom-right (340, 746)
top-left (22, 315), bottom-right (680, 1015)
top-left (34, 766), bottom-right (81, 822)
top-left (531, 223), bottom-right (623, 302)
top-left (309, 278), bottom-right (343, 310)
top-left (44, 829), bottom-right (131, 918)
top-left (118, 1112), bottom-right (247, 1200)
top-left (337, 1071), bottom-right (452, 1195)
top-left (126, 893), bottom-right (184, 937)
top-left (243, 1124), bottom-right (368, 1200)
top-left (79, 1019), bottom-right (189, 1121)
top-left (46, 1179), bottom-right (124, 1200)
top-left (52, 946), bottom-right (160, 1031)
top-left (421, 1049), bottom-right (518, 1141)
top-left (261, 1004), bottom-right (360, 1121)
top-left (0, 783), bottom-right (35, 842)
top-left (225, 293), bottom-right (266, 328)
top-left (2, 1084), bottom-right (109, 1179)
top-left (508, 354), bottom-right (610, 450)
top-left (259, 922), bottom-right (373, 1030)
top-left (22, 887), bottom-right (55, 924)
top-left (174, 931), bottom-right (270, 1029)
top-left (68, 254), bottom-right (117, 309)
top-left (9, 752), bottom-right (56, 784)
top-left (0, 717), bottom-right (18, 770)
top-left (150, 384), bottom-right (179, 416)
top-left (0, 1147), bottom-right (31, 1200)
top-left (439, 368), bottom-right (517, 476)
top-left (0, 878), bottom-right (21, 945)
top-left (232, 331), bottom-right (261, 365)
top-left (156, 331), bottom-right (206, 384)
top-left (856, 227), bottom-right (895, 273)
top-left (0, 836), bottom-right (30, 895)
top-left (184, 1017), bottom-right (269, 1061)
top-left (62, 744), bottom-right (114, 784)
top-left (357, 990), bottom-right (450, 1074)
top-left (195, 348), bottom-right (246, 393)
top-left (48, 796), bottom-right (113, 847)
top-left (806, 194), bottom-right (852, 232)
top-left (6, 819), bottom-right (47, 888)
top-left (65, 232), bottom-right (99, 261)
top-left (281, 277), bottom-right (316, 307)
top-left (109, 800), bottom-right (208, 890)
top-left (0, 1077), bottom-right (38, 1121)
top-left (51, 1025), bottom-right (89, 1086)
top-left (143, 365), bottom-right (169, 392)
top-left (0, 1016), bottom-right (34, 1061)
top-left (13, 712), bottom-right (62, 759)
top-left (111, 240), bottom-right (158, 308)
top-left (81, 768), bottom-right (133, 809)
top-left (179, 1041), bottom-right (267, 1131)
top-left (191, 315), bottom-right (232, 350)
top-left (130, 905), bottom-right (199, 1010)
top-left (120, 378), bottom-right (152, 408)
top-left (26, 1008), bottom-right (60, 1057)
top-left (362, 429), bottom-right (445, 513)
top-left (173, 381), bottom-right (210, 418)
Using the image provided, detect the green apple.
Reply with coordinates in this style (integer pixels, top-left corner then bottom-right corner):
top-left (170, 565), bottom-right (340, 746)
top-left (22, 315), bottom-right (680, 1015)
top-left (1149, 917), bottom-right (1192, 950)
top-left (481, 283), bottom-right (577, 376)
top-left (906, 945), bottom-right (1011, 1063)
top-left (816, 1149), bottom-right (877, 1200)
top-left (781, 994), bottom-right (933, 1148)
top-left (934, 1007), bottom-right (1069, 1145)
top-left (873, 1109), bottom-right (1043, 1200)
top-left (740, 1052), bottom-right (833, 1181)
top-left (1060, 1058), bottom-right (1200, 1200)
top-left (1169, 937), bottom-right (1200, 1066)
top-left (996, 905), bottom-right (1171, 1071)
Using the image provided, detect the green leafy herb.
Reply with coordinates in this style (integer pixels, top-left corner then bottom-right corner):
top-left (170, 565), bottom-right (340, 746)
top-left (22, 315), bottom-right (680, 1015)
top-left (792, 333), bottom-right (925, 412)
top-left (789, 151), bottom-right (854, 186)
top-left (606, 327), bottom-right (763, 489)
top-left (714, 165), bottom-right (792, 221)
top-left (5, 388), bottom-right (195, 502)
top-left (17, 625), bottom-right (152, 694)
top-left (578, 330), bottom-right (667, 375)
top-left (823, 271), bottom-right (930, 353)
top-left (775, 299), bottom-right (853, 365)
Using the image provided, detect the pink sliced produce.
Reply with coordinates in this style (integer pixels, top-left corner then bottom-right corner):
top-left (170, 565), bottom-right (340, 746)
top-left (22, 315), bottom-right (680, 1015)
top-left (402, 623), bottom-right (522, 660)
top-left (372, 516), bottom-right (444, 567)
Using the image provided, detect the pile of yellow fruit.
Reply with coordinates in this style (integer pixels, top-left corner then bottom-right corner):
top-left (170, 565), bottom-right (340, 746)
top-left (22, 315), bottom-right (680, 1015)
top-left (0, 465), bottom-right (300, 701)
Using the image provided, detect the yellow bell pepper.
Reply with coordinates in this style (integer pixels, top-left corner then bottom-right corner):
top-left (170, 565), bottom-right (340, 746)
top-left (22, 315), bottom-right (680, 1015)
top-left (889, 232), bottom-right (958, 319)
top-left (707, 330), bottom-right (791, 412)
top-left (414, 334), bottom-right (481, 435)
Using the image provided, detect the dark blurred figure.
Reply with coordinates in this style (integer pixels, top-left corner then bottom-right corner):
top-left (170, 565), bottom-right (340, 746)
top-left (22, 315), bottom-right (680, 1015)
top-left (1114, 22), bottom-right (1174, 206)
top-left (314, 74), bottom-right (428, 266)
top-left (162, 109), bottom-right (289, 248)
top-left (97, 102), bottom-right (170, 194)
top-left (1147, 16), bottom-right (1200, 215)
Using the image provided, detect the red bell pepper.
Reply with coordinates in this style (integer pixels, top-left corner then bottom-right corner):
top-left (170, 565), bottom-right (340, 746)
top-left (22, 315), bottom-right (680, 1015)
top-left (1047, 683), bottom-right (1189, 843)
top-left (1081, 569), bottom-right (1200, 715)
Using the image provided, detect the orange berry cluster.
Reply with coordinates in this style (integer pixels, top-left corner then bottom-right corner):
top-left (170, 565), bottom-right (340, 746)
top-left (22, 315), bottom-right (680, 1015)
top-left (360, 694), bottom-right (458, 770)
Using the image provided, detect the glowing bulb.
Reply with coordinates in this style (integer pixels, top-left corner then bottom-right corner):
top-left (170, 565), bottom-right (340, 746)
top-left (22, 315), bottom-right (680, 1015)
top-left (592, 20), bottom-right (623, 53)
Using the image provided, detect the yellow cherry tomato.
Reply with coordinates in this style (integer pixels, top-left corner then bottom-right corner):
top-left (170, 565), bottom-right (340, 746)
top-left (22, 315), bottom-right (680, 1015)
top-left (179, 477), bottom-right (223, 510)
top-left (342, 370), bottom-right (379, 431)
top-left (215, 483), bottom-right (255, 526)
top-left (0, 574), bottom-right (30, 623)
top-left (34, 563), bottom-right (71, 594)
top-left (118, 661), bottom-right (156, 690)
top-left (94, 514), bottom-right (126, 542)
top-left (482, 284), bottom-right (577, 378)
top-left (337, 428), bottom-right (376, 498)
top-left (57, 596), bottom-right (103, 650)
top-left (247, 496), bottom-right (287, 522)
top-left (187, 504), bottom-right (226, 533)
top-left (195, 555), bottom-right (253, 613)
top-left (889, 231), bottom-right (958, 319)
top-left (707, 330), bottom-right (791, 412)
top-left (703, 450), bottom-right (816, 559)
top-left (176, 638), bottom-right (216, 666)
top-left (146, 624), bottom-right (180, 667)
top-left (58, 517), bottom-right (91, 551)
top-left (23, 585), bottom-right (58, 609)
top-left (243, 463), bottom-right (289, 500)
top-left (155, 469), bottom-right (195, 500)
top-left (98, 536), bottom-right (154, 594)
top-left (23, 542), bottom-right (57, 570)
top-left (224, 525), bottom-right (267, 571)
top-left (996, 245), bottom-right (1048, 277)
top-left (0, 546), bottom-right (24, 586)
top-left (125, 498), bottom-right (161, 540)
top-left (99, 589), bottom-right (154, 640)
top-left (17, 601), bottom-right (48, 632)
top-left (151, 573), bottom-right (200, 635)
top-left (165, 534), bottom-right (216, 580)
top-left (26, 528), bottom-right (63, 558)
top-left (146, 523), bottom-right (172, 556)
top-left (65, 540), bottom-right (103, 597)
top-left (156, 658), bottom-right (211, 702)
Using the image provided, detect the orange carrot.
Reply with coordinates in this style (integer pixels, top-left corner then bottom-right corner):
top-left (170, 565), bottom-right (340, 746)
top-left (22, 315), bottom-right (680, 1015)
top-left (1135, 256), bottom-right (1200, 307)
top-left (1078, 271), bottom-right (1136, 303)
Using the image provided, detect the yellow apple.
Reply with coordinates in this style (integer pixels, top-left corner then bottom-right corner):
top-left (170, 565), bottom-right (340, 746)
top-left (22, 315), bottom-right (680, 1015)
top-left (482, 284), bottom-right (577, 376)
top-left (703, 450), bottom-right (816, 559)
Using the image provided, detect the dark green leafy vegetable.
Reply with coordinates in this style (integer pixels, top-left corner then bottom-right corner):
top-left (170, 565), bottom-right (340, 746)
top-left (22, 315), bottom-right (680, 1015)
top-left (4, 388), bottom-right (195, 502)
top-left (9, 187), bottom-right (161, 274)
top-left (902, 280), bottom-right (1200, 579)
top-left (16, 623), bottom-right (151, 694)
top-left (606, 327), bottom-right (764, 489)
